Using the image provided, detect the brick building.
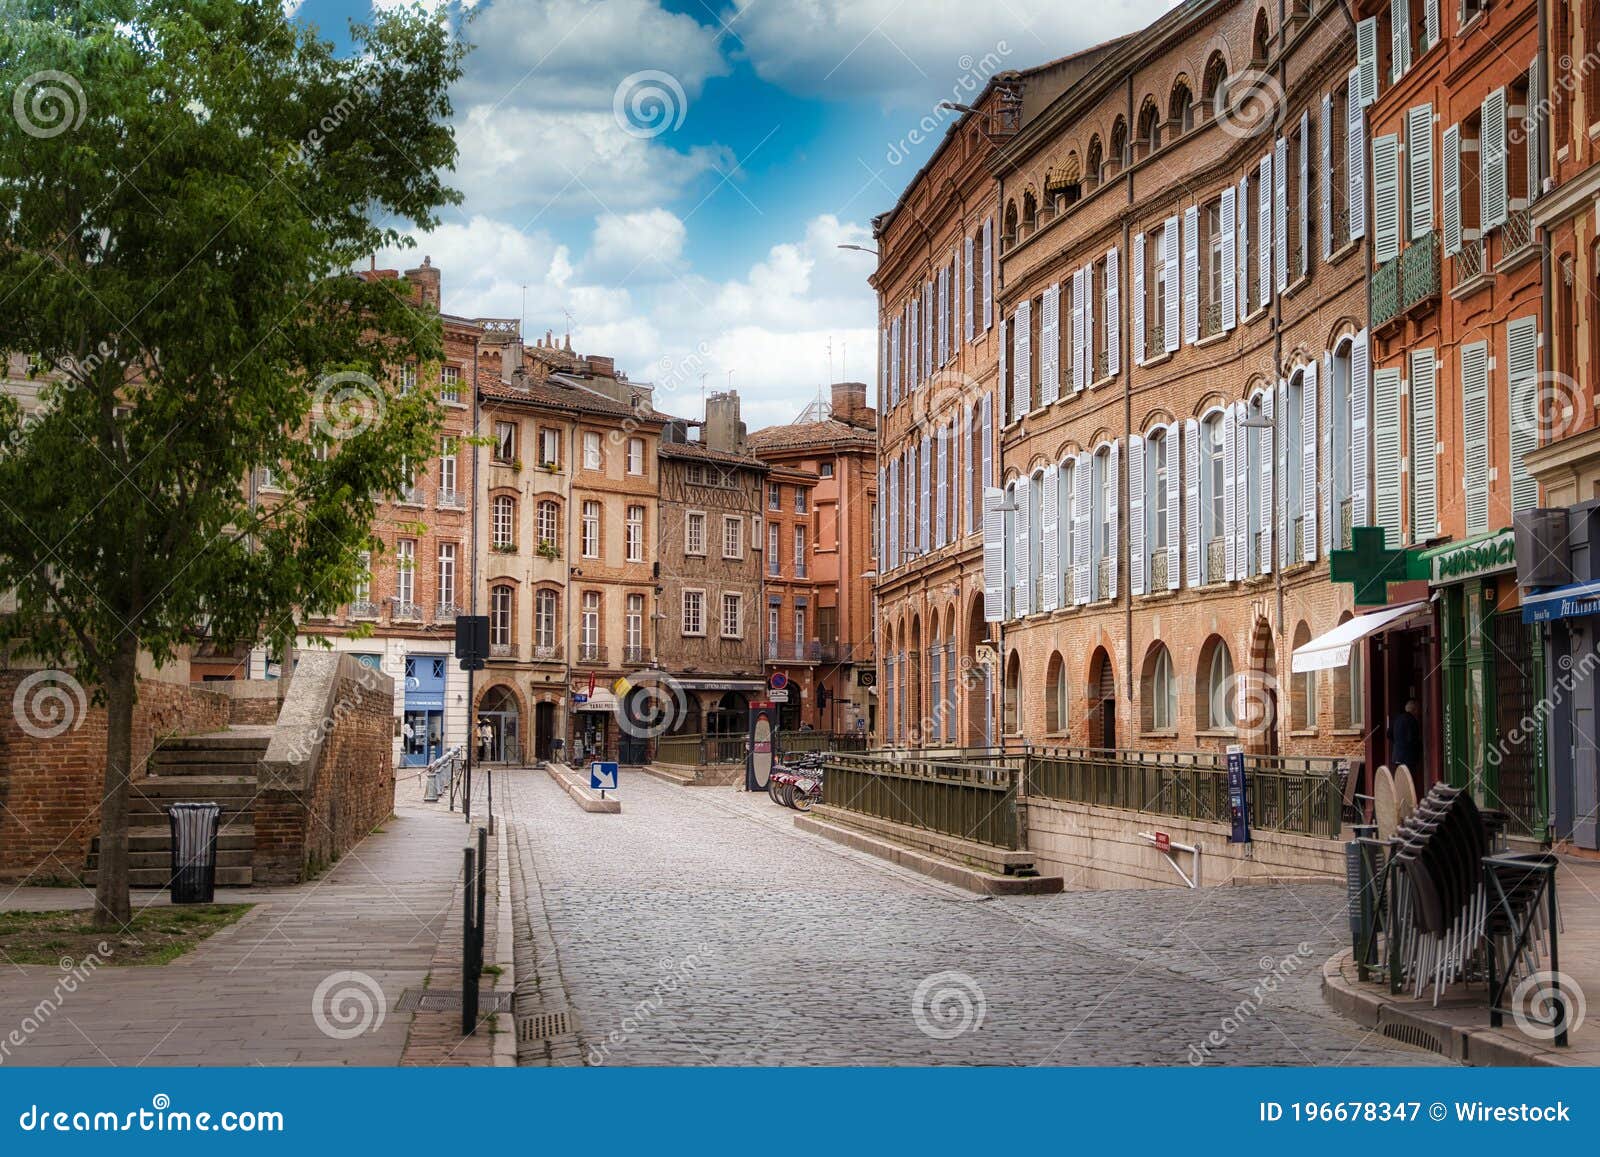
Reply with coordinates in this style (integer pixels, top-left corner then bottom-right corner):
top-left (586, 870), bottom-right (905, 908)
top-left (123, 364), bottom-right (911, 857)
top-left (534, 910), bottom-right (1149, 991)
top-left (1353, 0), bottom-right (1547, 839)
top-left (748, 382), bottom-right (879, 738)
top-left (655, 392), bottom-right (770, 741)
top-left (761, 462), bottom-right (824, 730)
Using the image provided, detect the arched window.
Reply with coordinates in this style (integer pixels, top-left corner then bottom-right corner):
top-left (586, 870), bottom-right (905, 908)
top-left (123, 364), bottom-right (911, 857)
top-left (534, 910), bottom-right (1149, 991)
top-left (1331, 341), bottom-right (1354, 550)
top-left (1086, 137), bottom-right (1104, 187)
top-left (490, 584), bottom-right (514, 650)
top-left (1004, 651), bottom-right (1021, 734)
top-left (1292, 620), bottom-right (1317, 729)
top-left (1252, 9), bottom-right (1271, 66)
top-left (1093, 447), bottom-right (1114, 600)
top-left (1169, 78), bottom-right (1194, 137)
top-left (1046, 652), bottom-right (1068, 733)
top-left (1141, 643), bottom-right (1177, 733)
top-left (1110, 116), bottom-right (1129, 168)
top-left (1003, 200), bottom-right (1019, 249)
top-left (534, 588), bottom-right (558, 653)
top-left (536, 500), bottom-right (560, 555)
top-left (1202, 51), bottom-right (1230, 116)
top-left (492, 495), bottom-right (516, 549)
top-left (929, 627), bottom-right (944, 743)
top-left (1028, 468), bottom-right (1044, 611)
top-left (1022, 190), bottom-right (1038, 236)
top-left (1200, 636), bottom-right (1236, 731)
top-left (1201, 411), bottom-right (1226, 583)
top-left (1144, 426), bottom-right (1171, 588)
top-left (1137, 98), bottom-right (1162, 154)
top-left (1334, 612), bottom-right (1364, 730)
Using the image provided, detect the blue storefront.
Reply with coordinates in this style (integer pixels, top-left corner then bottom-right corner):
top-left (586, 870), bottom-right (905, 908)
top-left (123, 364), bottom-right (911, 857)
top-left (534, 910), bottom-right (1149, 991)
top-left (401, 653), bottom-right (448, 768)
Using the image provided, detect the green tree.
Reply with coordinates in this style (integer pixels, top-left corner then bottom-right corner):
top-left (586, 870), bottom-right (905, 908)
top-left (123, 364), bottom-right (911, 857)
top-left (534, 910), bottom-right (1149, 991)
top-left (0, 0), bottom-right (467, 925)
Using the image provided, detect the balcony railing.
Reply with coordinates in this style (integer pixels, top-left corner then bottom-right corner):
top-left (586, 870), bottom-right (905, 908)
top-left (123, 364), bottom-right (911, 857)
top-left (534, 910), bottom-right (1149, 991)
top-left (766, 639), bottom-right (822, 662)
top-left (622, 645), bottom-right (652, 665)
top-left (1452, 235), bottom-right (1486, 285)
top-left (435, 604), bottom-right (460, 623)
top-left (349, 600), bottom-right (379, 619)
top-left (1202, 298), bottom-right (1222, 339)
top-left (392, 601), bottom-right (422, 621)
top-left (795, 561), bottom-right (808, 579)
top-left (1145, 318), bottom-right (1167, 360)
top-left (396, 486), bottom-right (425, 507)
top-left (436, 489), bottom-right (465, 510)
top-left (1291, 515), bottom-right (1305, 560)
top-left (1400, 230), bottom-right (1439, 312)
top-left (1149, 550), bottom-right (1169, 589)
top-left (1340, 498), bottom-right (1354, 550)
top-left (1371, 256), bottom-right (1402, 329)
top-left (1501, 206), bottom-right (1535, 263)
top-left (490, 642), bottom-right (513, 658)
top-left (578, 644), bottom-right (608, 665)
top-left (1096, 557), bottom-right (1113, 601)
top-left (533, 642), bottom-right (562, 662)
top-left (1093, 349), bottom-right (1110, 381)
top-left (1206, 538), bottom-right (1225, 583)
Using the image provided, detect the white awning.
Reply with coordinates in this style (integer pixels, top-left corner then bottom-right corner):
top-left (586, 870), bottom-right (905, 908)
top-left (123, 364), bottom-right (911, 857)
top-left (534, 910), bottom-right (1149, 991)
top-left (1290, 601), bottom-right (1432, 673)
top-left (572, 689), bottom-right (619, 712)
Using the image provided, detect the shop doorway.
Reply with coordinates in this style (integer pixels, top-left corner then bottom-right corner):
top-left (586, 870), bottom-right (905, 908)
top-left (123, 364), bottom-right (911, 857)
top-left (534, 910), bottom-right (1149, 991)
top-left (534, 701), bottom-right (556, 763)
top-left (1089, 648), bottom-right (1116, 750)
top-left (477, 684), bottom-right (521, 764)
top-left (401, 654), bottom-right (447, 767)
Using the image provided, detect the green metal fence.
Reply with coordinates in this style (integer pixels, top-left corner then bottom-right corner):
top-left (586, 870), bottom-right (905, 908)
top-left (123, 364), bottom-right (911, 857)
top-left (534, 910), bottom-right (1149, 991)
top-left (778, 731), bottom-right (870, 755)
top-left (821, 753), bottom-right (1023, 849)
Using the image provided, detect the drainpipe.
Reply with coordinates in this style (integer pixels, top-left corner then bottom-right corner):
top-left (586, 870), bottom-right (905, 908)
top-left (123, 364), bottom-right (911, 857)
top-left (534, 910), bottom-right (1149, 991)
top-left (1273, 0), bottom-right (1288, 639)
top-left (1537, 0), bottom-right (1553, 397)
top-left (1124, 67), bottom-right (1136, 703)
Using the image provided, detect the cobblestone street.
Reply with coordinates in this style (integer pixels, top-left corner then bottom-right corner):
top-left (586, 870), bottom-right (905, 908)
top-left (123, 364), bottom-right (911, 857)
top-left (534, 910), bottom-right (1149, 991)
top-left (500, 768), bottom-right (1448, 1066)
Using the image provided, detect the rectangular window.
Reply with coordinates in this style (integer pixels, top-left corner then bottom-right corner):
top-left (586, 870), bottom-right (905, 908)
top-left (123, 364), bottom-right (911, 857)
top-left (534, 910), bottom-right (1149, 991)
top-left (539, 427), bottom-right (560, 468)
top-left (352, 551), bottom-right (371, 606)
top-left (794, 526), bottom-right (807, 578)
top-left (583, 431), bottom-right (602, 470)
top-left (581, 500), bottom-right (601, 559)
top-left (626, 437), bottom-right (645, 475)
top-left (768, 521), bottom-right (780, 575)
top-left (440, 364), bottom-right (461, 404)
top-left (686, 511), bottom-right (706, 556)
top-left (493, 496), bottom-right (515, 548)
top-left (494, 421), bottom-right (516, 463)
top-left (681, 590), bottom-right (705, 636)
top-left (767, 604), bottom-right (780, 647)
top-left (626, 593), bottom-right (644, 653)
top-left (490, 586), bottom-right (512, 648)
top-left (721, 592), bottom-right (742, 639)
top-left (396, 539), bottom-right (415, 607)
top-left (437, 543), bottom-right (456, 609)
top-left (535, 589), bottom-right (557, 650)
top-left (439, 437), bottom-right (458, 500)
top-left (581, 591), bottom-right (600, 648)
top-left (1205, 199), bottom-right (1224, 337)
top-left (537, 502), bottom-right (559, 551)
top-left (398, 364), bottom-right (417, 395)
top-left (722, 515), bottom-right (743, 560)
top-left (768, 484), bottom-right (781, 510)
top-left (794, 606), bottom-right (807, 647)
top-left (819, 462), bottom-right (834, 478)
top-left (626, 505), bottom-right (645, 562)
top-left (795, 489), bottom-right (808, 514)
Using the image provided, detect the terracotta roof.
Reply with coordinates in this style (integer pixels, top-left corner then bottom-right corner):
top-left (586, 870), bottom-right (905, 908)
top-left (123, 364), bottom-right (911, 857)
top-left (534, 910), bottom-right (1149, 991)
top-left (658, 440), bottom-right (768, 470)
top-left (477, 366), bottom-right (667, 424)
top-left (748, 418), bottom-right (877, 453)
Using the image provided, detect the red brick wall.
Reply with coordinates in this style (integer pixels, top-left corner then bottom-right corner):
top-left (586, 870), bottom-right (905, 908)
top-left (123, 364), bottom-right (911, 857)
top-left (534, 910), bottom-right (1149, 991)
top-left (0, 672), bottom-right (232, 883)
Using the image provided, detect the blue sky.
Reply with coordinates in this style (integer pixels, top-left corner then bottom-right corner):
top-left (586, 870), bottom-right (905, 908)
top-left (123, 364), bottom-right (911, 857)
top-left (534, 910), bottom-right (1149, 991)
top-left (291, 0), bottom-right (1175, 428)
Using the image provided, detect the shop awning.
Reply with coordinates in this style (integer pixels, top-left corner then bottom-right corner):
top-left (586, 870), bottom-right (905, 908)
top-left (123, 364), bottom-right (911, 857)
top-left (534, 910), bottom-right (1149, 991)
top-left (572, 689), bottom-right (619, 712)
top-left (1522, 578), bottom-right (1600, 624)
top-left (1290, 600), bottom-right (1432, 673)
top-left (673, 678), bottom-right (768, 691)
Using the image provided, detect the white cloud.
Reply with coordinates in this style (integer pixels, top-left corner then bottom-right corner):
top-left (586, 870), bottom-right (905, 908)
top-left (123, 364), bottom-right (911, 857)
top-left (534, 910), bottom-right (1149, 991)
top-left (587, 209), bottom-right (688, 278)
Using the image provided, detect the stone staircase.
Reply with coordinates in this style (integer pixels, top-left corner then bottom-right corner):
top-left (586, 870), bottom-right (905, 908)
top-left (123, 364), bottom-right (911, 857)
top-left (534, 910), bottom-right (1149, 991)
top-left (85, 727), bottom-right (271, 889)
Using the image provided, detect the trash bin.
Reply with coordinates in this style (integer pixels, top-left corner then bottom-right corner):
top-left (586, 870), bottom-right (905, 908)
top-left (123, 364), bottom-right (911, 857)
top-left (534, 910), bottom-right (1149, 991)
top-left (167, 802), bottom-right (221, 904)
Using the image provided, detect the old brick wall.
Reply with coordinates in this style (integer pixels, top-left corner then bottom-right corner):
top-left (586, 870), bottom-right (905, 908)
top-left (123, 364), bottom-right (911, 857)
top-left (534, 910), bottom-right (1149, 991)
top-left (0, 672), bottom-right (232, 883)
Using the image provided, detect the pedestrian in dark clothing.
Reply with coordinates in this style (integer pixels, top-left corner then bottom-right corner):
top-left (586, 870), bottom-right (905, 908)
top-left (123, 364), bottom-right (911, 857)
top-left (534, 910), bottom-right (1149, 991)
top-left (1388, 698), bottom-right (1421, 771)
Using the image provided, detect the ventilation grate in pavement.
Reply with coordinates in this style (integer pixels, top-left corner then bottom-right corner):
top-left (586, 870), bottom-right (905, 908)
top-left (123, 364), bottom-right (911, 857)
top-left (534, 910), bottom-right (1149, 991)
top-left (1380, 1018), bottom-right (1447, 1055)
top-left (516, 1010), bottom-right (576, 1042)
top-left (396, 988), bottom-right (513, 1014)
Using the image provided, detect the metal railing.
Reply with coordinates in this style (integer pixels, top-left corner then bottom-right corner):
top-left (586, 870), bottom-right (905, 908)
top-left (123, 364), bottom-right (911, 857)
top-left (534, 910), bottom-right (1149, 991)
top-left (1146, 318), bottom-right (1167, 360)
top-left (1502, 207), bottom-right (1534, 262)
top-left (1149, 550), bottom-right (1169, 589)
top-left (349, 600), bottom-right (380, 619)
top-left (533, 642), bottom-right (561, 661)
top-left (766, 639), bottom-right (821, 661)
top-left (393, 601), bottom-right (422, 621)
top-left (781, 731), bottom-right (870, 755)
top-left (1203, 298), bottom-right (1223, 339)
top-left (656, 732), bottom-right (748, 766)
top-left (822, 753), bottom-right (1023, 850)
top-left (1206, 538), bottom-right (1225, 583)
top-left (1340, 498), bottom-right (1354, 550)
top-left (436, 489), bottom-right (465, 510)
top-left (622, 645), bottom-right (651, 665)
top-left (1096, 557), bottom-right (1113, 600)
top-left (436, 604), bottom-right (460, 623)
top-left (422, 745), bottom-right (465, 803)
top-left (1453, 235), bottom-right (1485, 284)
top-left (578, 643), bottom-right (607, 665)
top-left (1372, 256), bottom-right (1402, 329)
top-left (1400, 231), bottom-right (1439, 311)
top-left (461, 825), bottom-right (488, 1035)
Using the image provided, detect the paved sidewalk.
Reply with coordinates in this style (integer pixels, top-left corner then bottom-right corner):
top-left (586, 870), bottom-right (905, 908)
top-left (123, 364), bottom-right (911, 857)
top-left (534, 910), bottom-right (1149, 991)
top-left (0, 796), bottom-right (498, 1066)
top-left (1323, 856), bottom-right (1600, 1066)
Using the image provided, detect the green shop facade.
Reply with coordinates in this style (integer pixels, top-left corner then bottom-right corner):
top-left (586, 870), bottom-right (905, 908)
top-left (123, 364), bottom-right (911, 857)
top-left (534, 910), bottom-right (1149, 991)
top-left (1332, 527), bottom-right (1548, 843)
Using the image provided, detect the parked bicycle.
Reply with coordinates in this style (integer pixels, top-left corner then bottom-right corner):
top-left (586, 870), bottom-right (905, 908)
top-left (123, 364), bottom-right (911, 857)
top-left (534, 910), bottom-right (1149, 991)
top-left (768, 751), bottom-right (827, 811)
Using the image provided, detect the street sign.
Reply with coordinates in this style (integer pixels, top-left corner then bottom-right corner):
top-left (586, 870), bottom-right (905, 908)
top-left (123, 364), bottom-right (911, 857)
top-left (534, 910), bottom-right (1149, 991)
top-left (453, 615), bottom-right (489, 671)
top-left (768, 689), bottom-right (789, 703)
top-left (975, 643), bottom-right (997, 668)
top-left (1154, 831), bottom-right (1171, 854)
top-left (752, 700), bottom-right (774, 710)
top-left (769, 671), bottom-right (789, 691)
top-left (589, 761), bottom-right (619, 792)
top-left (573, 693), bottom-right (588, 704)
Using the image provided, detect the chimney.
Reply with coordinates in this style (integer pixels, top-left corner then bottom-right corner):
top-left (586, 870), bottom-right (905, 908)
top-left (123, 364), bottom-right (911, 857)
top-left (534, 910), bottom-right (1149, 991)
top-left (500, 339), bottom-right (524, 386)
top-left (585, 355), bottom-right (616, 378)
top-left (831, 381), bottom-right (868, 425)
top-left (404, 256), bottom-right (441, 310)
top-left (703, 390), bottom-right (746, 454)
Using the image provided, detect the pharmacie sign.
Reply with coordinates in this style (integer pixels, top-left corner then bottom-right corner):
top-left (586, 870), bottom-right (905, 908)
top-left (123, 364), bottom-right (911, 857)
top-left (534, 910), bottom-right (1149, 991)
top-left (1430, 530), bottom-right (1515, 585)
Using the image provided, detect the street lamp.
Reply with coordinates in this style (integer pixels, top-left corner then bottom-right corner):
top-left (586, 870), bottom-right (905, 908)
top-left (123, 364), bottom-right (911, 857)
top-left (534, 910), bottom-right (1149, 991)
top-left (939, 101), bottom-right (981, 114)
top-left (837, 243), bottom-right (879, 256)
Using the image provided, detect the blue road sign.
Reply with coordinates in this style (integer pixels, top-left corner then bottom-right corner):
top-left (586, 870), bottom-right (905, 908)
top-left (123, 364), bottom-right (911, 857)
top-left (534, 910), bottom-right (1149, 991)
top-left (590, 761), bottom-right (619, 791)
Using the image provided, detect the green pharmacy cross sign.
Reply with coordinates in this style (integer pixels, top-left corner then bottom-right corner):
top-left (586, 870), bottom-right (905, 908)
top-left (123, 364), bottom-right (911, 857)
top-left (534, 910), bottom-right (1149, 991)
top-left (1330, 527), bottom-right (1413, 606)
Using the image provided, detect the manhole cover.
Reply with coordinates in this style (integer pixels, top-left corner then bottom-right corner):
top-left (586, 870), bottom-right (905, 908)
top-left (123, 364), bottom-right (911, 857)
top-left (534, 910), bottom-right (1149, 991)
top-left (395, 988), bottom-right (514, 1014)
top-left (517, 1010), bottom-right (576, 1042)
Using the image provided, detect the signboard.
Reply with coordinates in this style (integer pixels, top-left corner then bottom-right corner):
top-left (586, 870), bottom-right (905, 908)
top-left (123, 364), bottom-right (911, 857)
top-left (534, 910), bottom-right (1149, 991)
top-left (769, 671), bottom-right (789, 691)
top-left (745, 703), bottom-right (780, 792)
top-left (589, 761), bottom-right (619, 792)
top-left (975, 643), bottom-right (997, 669)
top-left (1226, 744), bottom-right (1251, 844)
top-left (1154, 831), bottom-right (1171, 854)
top-left (856, 669), bottom-right (876, 687)
top-left (767, 689), bottom-right (789, 703)
top-left (453, 615), bottom-right (489, 671)
top-left (572, 693), bottom-right (588, 704)
top-left (1428, 528), bottom-right (1516, 585)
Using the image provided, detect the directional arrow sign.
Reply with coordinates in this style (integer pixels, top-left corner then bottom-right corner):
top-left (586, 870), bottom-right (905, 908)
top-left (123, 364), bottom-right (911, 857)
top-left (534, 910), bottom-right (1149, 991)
top-left (589, 761), bottom-right (619, 792)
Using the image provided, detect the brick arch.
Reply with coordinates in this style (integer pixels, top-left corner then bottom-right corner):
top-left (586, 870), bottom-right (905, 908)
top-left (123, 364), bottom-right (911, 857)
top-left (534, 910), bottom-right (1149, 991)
top-left (1325, 316), bottom-right (1363, 355)
top-left (1192, 392), bottom-right (1231, 418)
top-left (1138, 407), bottom-right (1178, 432)
top-left (1086, 646), bottom-right (1116, 749)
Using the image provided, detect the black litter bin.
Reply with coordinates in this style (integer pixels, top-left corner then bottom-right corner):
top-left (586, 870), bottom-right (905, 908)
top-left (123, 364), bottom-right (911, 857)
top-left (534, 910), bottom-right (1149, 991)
top-left (167, 802), bottom-right (221, 904)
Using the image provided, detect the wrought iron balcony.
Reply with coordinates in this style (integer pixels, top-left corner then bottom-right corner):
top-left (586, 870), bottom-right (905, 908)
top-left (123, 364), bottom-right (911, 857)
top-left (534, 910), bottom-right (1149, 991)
top-left (1146, 318), bottom-right (1167, 360)
top-left (349, 600), bottom-right (380, 619)
top-left (1096, 557), bottom-right (1113, 601)
top-left (1501, 207), bottom-right (1535, 263)
top-left (435, 604), bottom-right (460, 623)
top-left (1371, 256), bottom-right (1402, 330)
top-left (1203, 298), bottom-right (1223, 339)
top-left (1340, 498), bottom-right (1354, 551)
top-left (396, 486), bottom-right (425, 507)
top-left (392, 601), bottom-right (423, 621)
top-left (1149, 550), bottom-right (1169, 589)
top-left (1206, 538), bottom-right (1225, 583)
top-left (1093, 349), bottom-right (1110, 381)
top-left (436, 489), bottom-right (465, 510)
top-left (1452, 236), bottom-right (1486, 286)
top-left (766, 639), bottom-right (821, 662)
top-left (1400, 230), bottom-right (1439, 313)
top-left (622, 645), bottom-right (652, 665)
top-left (533, 642), bottom-right (562, 662)
top-left (578, 644), bottom-right (608, 665)
top-left (490, 642), bottom-right (512, 658)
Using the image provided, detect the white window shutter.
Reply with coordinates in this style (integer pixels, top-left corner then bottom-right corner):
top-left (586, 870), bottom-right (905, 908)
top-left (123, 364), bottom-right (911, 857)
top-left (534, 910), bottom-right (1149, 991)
top-left (1302, 358), bottom-right (1319, 562)
top-left (1185, 419), bottom-right (1201, 588)
top-left (1129, 434), bottom-right (1146, 596)
top-left (1234, 401), bottom-right (1250, 578)
top-left (1482, 87), bottom-right (1509, 230)
top-left (1323, 352), bottom-right (1334, 556)
top-left (888, 459), bottom-right (899, 568)
top-left (1424, 0), bottom-right (1439, 49)
top-left (1164, 215), bottom-right (1181, 353)
top-left (924, 280), bottom-right (934, 379)
top-left (1348, 68), bottom-right (1368, 238)
top-left (1321, 95), bottom-right (1335, 260)
top-left (1075, 453), bottom-right (1092, 605)
top-left (1357, 18), bottom-right (1380, 106)
top-left (982, 487), bottom-right (1004, 621)
top-left (1442, 124), bottom-right (1461, 255)
top-left (964, 235), bottom-right (975, 342)
top-left (981, 393), bottom-right (994, 491)
top-left (909, 296), bottom-right (919, 390)
top-left (937, 268), bottom-right (947, 366)
top-left (1258, 154), bottom-right (1274, 310)
top-left (1373, 134), bottom-right (1401, 264)
top-left (1392, 0), bottom-right (1412, 80)
top-left (982, 218), bottom-right (994, 330)
top-left (1528, 57), bottom-right (1544, 201)
top-left (1352, 329), bottom-right (1370, 530)
top-left (1040, 464), bottom-right (1059, 612)
top-left (920, 433), bottom-right (932, 553)
top-left (998, 315), bottom-right (1008, 422)
top-left (1166, 422), bottom-right (1182, 590)
top-left (1221, 185), bottom-right (1237, 332)
top-left (1410, 348), bottom-right (1438, 541)
top-left (1105, 247), bottom-right (1121, 377)
top-left (1014, 299), bottom-right (1032, 417)
top-left (1461, 340), bottom-right (1491, 534)
top-left (1132, 233), bottom-right (1146, 365)
top-left (1107, 440), bottom-right (1120, 600)
top-left (1261, 391), bottom-right (1275, 574)
top-left (1083, 263), bottom-right (1095, 384)
top-left (1014, 475), bottom-right (1030, 617)
top-left (1223, 406), bottom-right (1238, 581)
top-left (1407, 103), bottom-right (1435, 239)
top-left (889, 316), bottom-right (899, 406)
top-left (1041, 282), bottom-right (1061, 405)
top-left (1374, 366), bottom-right (1404, 547)
top-left (1507, 316), bottom-right (1541, 514)
top-left (1274, 136), bottom-right (1289, 293)
top-left (1071, 269), bottom-right (1085, 392)
top-left (1236, 174), bottom-right (1249, 320)
top-left (1183, 205), bottom-right (1200, 346)
top-left (936, 427), bottom-right (949, 546)
top-left (1277, 380), bottom-right (1290, 569)
top-left (1299, 110), bottom-right (1310, 277)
